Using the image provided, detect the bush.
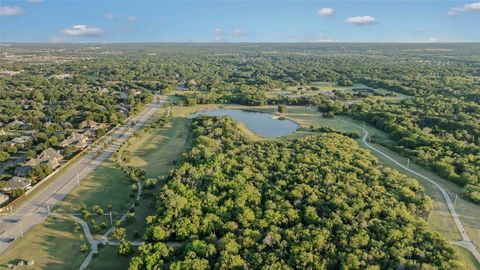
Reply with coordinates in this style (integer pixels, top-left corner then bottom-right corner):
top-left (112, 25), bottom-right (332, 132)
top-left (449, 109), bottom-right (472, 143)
top-left (80, 244), bottom-right (89, 252)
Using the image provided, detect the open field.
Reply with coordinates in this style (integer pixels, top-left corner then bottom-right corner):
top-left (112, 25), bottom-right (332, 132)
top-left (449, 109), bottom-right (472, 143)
top-left (88, 245), bottom-right (129, 270)
top-left (0, 216), bottom-right (87, 269)
top-left (267, 81), bottom-right (408, 102)
top-left (455, 246), bottom-right (480, 270)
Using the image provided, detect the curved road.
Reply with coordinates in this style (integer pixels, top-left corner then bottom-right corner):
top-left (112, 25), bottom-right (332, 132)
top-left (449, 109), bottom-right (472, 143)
top-left (348, 121), bottom-right (480, 263)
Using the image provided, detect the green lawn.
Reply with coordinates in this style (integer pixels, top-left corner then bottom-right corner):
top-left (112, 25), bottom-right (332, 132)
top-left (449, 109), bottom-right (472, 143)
top-left (88, 245), bottom-right (130, 270)
top-left (0, 216), bottom-right (87, 270)
top-left (56, 158), bottom-right (133, 215)
top-left (120, 116), bottom-right (192, 241)
top-left (454, 246), bottom-right (480, 270)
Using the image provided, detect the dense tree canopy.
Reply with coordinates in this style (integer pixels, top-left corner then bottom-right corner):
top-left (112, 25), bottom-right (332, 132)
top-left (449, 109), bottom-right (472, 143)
top-left (129, 116), bottom-right (461, 269)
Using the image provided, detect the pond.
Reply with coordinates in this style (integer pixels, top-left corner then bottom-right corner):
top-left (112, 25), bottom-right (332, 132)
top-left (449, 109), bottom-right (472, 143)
top-left (188, 109), bottom-right (299, 137)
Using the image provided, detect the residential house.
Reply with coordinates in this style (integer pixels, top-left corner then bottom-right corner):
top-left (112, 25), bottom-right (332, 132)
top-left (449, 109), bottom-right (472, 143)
top-left (79, 120), bottom-right (99, 129)
top-left (11, 136), bottom-right (31, 148)
top-left (353, 88), bottom-right (375, 94)
top-left (14, 147), bottom-right (63, 177)
top-left (1, 177), bottom-right (32, 192)
top-left (0, 193), bottom-right (8, 205)
top-left (82, 128), bottom-right (96, 138)
top-left (59, 132), bottom-right (87, 149)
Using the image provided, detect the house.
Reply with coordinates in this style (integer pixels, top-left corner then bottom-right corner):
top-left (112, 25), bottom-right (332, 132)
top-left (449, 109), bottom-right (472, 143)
top-left (0, 193), bottom-right (8, 205)
top-left (59, 132), bottom-right (87, 149)
top-left (353, 88), bottom-right (375, 94)
top-left (34, 148), bottom-right (62, 169)
top-left (79, 120), bottom-right (99, 129)
top-left (7, 120), bottom-right (31, 130)
top-left (82, 128), bottom-right (96, 138)
top-left (11, 136), bottom-right (31, 148)
top-left (321, 91), bottom-right (335, 98)
top-left (14, 148), bottom-right (62, 176)
top-left (1, 177), bottom-right (32, 192)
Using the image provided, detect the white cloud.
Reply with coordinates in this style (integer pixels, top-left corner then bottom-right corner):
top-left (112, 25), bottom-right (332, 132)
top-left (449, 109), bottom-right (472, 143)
top-left (126, 15), bottom-right (137, 22)
top-left (106, 13), bottom-right (137, 21)
top-left (214, 28), bottom-right (225, 35)
top-left (318, 8), bottom-right (334, 17)
top-left (61, 25), bottom-right (104, 37)
top-left (428, 37), bottom-right (440, 43)
top-left (0, 6), bottom-right (24, 16)
top-left (447, 2), bottom-right (480, 16)
top-left (26, 0), bottom-right (43, 3)
top-left (232, 29), bottom-right (248, 36)
top-left (346, 16), bottom-right (377, 25)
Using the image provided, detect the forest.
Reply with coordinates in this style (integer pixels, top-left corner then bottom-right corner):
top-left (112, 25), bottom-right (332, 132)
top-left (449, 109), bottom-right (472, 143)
top-left (129, 115), bottom-right (462, 269)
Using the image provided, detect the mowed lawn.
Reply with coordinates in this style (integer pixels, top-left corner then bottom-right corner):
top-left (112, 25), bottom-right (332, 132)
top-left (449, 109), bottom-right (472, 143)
top-left (120, 116), bottom-right (192, 240)
top-left (0, 216), bottom-right (87, 270)
top-left (126, 117), bottom-right (191, 178)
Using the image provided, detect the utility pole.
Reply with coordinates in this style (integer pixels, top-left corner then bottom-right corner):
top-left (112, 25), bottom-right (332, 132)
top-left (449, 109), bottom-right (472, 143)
top-left (407, 158), bottom-right (410, 168)
top-left (9, 206), bottom-right (13, 215)
top-left (454, 194), bottom-right (458, 207)
top-left (109, 211), bottom-right (113, 226)
top-left (47, 204), bottom-right (50, 214)
top-left (76, 173), bottom-right (80, 187)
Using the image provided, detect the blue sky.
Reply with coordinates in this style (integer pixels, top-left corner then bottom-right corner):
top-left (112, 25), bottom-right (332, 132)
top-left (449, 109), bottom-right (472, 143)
top-left (0, 0), bottom-right (479, 43)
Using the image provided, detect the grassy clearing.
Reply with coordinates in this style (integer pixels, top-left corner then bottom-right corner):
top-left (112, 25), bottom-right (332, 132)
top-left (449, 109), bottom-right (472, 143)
top-left (454, 246), bottom-right (480, 270)
top-left (88, 245), bottom-right (130, 270)
top-left (56, 158), bottom-right (133, 215)
top-left (0, 216), bottom-right (87, 270)
top-left (121, 116), bottom-right (192, 240)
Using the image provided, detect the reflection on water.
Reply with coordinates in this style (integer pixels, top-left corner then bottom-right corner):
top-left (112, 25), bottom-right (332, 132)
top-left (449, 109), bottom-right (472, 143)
top-left (188, 109), bottom-right (298, 137)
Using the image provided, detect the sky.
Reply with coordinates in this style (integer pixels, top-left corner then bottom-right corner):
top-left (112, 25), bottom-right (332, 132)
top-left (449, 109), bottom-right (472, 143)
top-left (0, 0), bottom-right (479, 43)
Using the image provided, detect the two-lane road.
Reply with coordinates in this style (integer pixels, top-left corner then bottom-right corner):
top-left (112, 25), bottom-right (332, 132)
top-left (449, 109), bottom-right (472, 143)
top-left (348, 121), bottom-right (480, 263)
top-left (0, 96), bottom-right (163, 254)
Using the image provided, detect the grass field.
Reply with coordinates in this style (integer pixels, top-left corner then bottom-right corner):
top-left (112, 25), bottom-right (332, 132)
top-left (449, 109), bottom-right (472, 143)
top-left (88, 245), bottom-right (130, 270)
top-left (455, 246), bottom-right (480, 270)
top-left (0, 215), bottom-right (87, 269)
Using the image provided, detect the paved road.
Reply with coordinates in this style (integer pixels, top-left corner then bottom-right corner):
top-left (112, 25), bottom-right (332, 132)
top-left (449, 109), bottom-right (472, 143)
top-left (348, 121), bottom-right (480, 263)
top-left (0, 96), bottom-right (163, 255)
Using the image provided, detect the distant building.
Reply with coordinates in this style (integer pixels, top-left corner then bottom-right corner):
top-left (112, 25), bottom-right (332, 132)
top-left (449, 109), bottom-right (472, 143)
top-left (11, 136), bottom-right (31, 148)
top-left (1, 177), bottom-right (32, 192)
top-left (353, 88), bottom-right (375, 94)
top-left (0, 193), bottom-right (8, 205)
top-left (59, 132), bottom-right (87, 149)
top-left (79, 120), bottom-right (99, 129)
top-left (321, 91), bottom-right (335, 97)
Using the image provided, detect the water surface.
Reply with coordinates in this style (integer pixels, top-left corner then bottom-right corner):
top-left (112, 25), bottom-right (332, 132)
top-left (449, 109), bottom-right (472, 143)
top-left (188, 109), bottom-right (298, 137)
